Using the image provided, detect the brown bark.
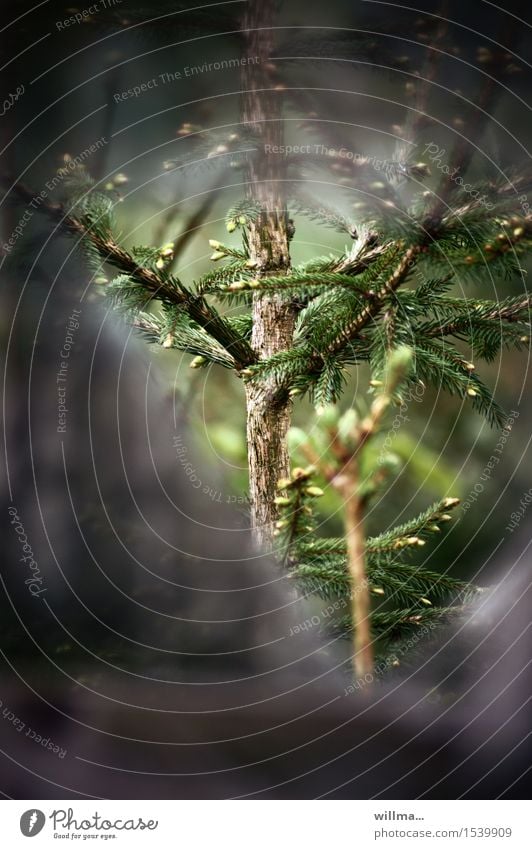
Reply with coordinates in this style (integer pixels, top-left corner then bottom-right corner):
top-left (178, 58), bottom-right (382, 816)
top-left (241, 1), bottom-right (295, 549)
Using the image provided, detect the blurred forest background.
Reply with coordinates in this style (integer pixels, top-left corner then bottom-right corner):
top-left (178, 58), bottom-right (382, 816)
top-left (3, 0), bottom-right (531, 592)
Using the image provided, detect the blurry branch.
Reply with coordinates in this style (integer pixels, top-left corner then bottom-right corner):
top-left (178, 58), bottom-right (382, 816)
top-left (3, 178), bottom-right (255, 368)
top-left (429, 17), bottom-right (523, 216)
top-left (152, 193), bottom-right (219, 263)
top-left (163, 180), bottom-right (225, 274)
top-left (282, 348), bottom-right (420, 680)
top-left (394, 1), bottom-right (449, 163)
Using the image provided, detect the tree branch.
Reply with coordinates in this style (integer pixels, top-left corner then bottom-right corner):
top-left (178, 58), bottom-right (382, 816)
top-left (322, 245), bottom-right (421, 359)
top-left (4, 179), bottom-right (255, 368)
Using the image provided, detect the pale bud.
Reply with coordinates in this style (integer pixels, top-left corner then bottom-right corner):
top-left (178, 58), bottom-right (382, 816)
top-left (305, 486), bottom-right (324, 497)
top-left (190, 355), bottom-right (207, 368)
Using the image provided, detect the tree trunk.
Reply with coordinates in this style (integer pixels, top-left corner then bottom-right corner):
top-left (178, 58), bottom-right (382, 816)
top-left (241, 1), bottom-right (295, 550)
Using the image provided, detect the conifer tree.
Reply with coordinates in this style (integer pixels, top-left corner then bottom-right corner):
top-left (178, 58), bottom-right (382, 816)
top-left (9, 1), bottom-right (532, 675)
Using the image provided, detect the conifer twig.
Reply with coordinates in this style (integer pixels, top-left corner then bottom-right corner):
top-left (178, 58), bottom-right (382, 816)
top-left (5, 178), bottom-right (255, 368)
top-left (323, 245), bottom-right (421, 359)
top-left (290, 348), bottom-right (416, 680)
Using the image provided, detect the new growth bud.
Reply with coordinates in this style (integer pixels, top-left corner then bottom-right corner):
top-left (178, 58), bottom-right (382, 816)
top-left (190, 355), bottom-right (207, 368)
top-left (305, 486), bottom-right (324, 497)
top-left (289, 466), bottom-right (316, 484)
top-left (385, 345), bottom-right (414, 388)
top-left (277, 478), bottom-right (293, 490)
top-left (442, 497), bottom-right (460, 509)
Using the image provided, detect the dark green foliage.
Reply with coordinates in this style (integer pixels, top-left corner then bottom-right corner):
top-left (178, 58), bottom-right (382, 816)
top-left (57, 116), bottom-right (532, 668)
top-left (277, 472), bottom-right (478, 652)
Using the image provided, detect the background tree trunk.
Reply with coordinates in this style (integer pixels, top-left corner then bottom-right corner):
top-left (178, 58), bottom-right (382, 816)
top-left (241, 1), bottom-right (295, 550)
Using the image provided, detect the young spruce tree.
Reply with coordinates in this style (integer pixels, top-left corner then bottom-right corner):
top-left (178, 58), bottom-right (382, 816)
top-left (12, 2), bottom-right (532, 678)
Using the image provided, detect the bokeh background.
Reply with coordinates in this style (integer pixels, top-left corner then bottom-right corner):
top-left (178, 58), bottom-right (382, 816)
top-left (2, 0), bottom-right (531, 657)
top-left (2, 0), bottom-right (532, 801)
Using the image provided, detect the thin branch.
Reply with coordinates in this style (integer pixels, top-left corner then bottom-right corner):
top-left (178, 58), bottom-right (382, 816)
top-left (323, 245), bottom-right (421, 359)
top-left (423, 296), bottom-right (532, 338)
top-left (5, 179), bottom-right (255, 368)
